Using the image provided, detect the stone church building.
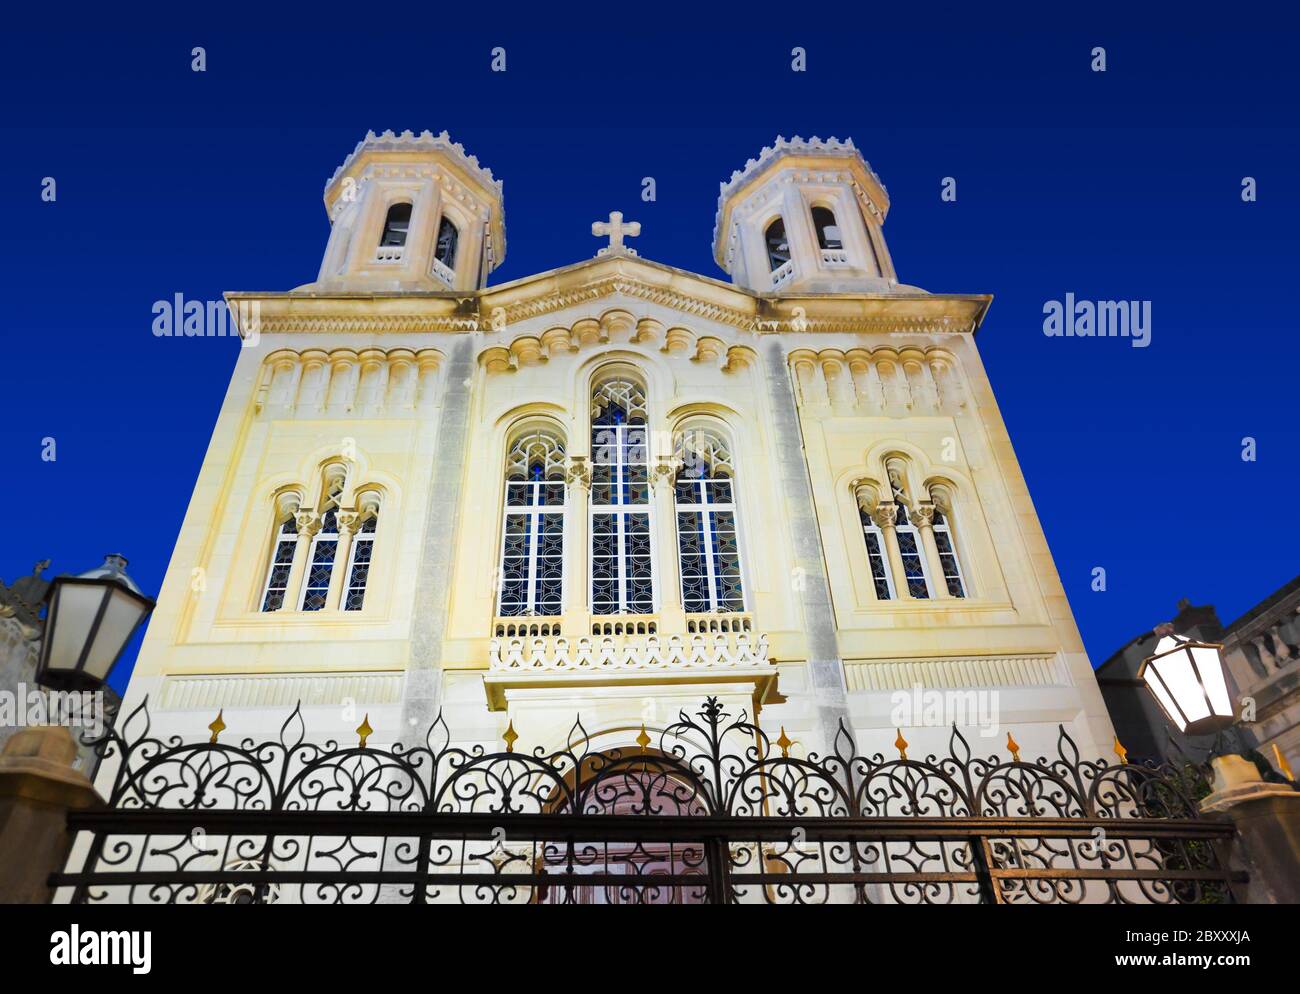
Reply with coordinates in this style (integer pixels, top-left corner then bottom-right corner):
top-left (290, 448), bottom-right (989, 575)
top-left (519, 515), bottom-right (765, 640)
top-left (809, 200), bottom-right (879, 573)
top-left (118, 130), bottom-right (1116, 763)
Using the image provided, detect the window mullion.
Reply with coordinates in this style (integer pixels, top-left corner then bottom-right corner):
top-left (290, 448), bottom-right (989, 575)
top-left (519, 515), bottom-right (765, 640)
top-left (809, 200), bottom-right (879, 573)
top-left (700, 497), bottom-right (720, 612)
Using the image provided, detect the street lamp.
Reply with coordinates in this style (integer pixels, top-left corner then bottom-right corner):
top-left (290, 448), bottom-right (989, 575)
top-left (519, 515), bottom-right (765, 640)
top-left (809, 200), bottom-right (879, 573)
top-left (34, 554), bottom-right (155, 692)
top-left (1138, 623), bottom-right (1235, 736)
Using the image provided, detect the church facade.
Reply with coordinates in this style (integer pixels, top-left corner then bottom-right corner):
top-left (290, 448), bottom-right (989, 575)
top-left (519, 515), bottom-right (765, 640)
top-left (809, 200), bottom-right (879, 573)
top-left (119, 130), bottom-right (1115, 764)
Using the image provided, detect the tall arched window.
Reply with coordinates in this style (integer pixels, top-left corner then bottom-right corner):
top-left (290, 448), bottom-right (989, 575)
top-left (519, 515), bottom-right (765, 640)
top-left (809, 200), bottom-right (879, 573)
top-left (343, 492), bottom-right (381, 611)
top-left (379, 203), bottom-right (412, 247)
top-left (811, 206), bottom-right (842, 250)
top-left (498, 429), bottom-right (567, 617)
top-left (435, 216), bottom-right (459, 270)
top-left (856, 489), bottom-right (895, 601)
top-left (930, 487), bottom-right (967, 598)
top-left (674, 428), bottom-right (744, 613)
top-left (764, 217), bottom-right (790, 273)
top-left (301, 470), bottom-right (345, 611)
top-left (590, 376), bottom-right (653, 615)
top-left (260, 496), bottom-right (300, 612)
top-left (888, 463), bottom-right (932, 599)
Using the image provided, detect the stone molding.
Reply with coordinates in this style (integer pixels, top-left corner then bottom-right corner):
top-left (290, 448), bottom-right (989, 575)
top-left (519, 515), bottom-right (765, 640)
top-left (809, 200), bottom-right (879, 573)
top-left (844, 654), bottom-right (1063, 692)
top-left (158, 672), bottom-right (403, 711)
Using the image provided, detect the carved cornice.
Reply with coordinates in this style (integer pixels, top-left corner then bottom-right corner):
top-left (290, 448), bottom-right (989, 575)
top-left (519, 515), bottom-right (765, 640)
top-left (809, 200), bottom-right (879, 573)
top-left (325, 129), bottom-right (502, 198)
top-left (228, 258), bottom-right (989, 339)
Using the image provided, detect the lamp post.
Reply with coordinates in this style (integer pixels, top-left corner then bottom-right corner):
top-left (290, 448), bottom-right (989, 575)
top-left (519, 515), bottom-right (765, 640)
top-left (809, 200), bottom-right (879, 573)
top-left (1138, 622), bottom-right (1235, 737)
top-left (34, 554), bottom-right (155, 693)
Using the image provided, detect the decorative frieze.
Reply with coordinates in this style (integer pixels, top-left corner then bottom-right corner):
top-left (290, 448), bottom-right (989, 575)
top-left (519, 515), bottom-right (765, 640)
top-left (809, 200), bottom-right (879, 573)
top-left (479, 316), bottom-right (760, 374)
top-left (255, 348), bottom-right (443, 417)
top-left (790, 346), bottom-right (969, 416)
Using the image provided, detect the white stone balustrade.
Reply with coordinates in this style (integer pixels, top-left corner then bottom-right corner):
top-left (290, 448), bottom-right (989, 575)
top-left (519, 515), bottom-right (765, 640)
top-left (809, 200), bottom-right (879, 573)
top-left (488, 631), bottom-right (771, 673)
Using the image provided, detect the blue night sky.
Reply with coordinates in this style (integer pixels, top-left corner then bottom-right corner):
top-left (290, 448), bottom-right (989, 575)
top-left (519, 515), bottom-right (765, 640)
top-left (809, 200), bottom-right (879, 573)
top-left (2, 12), bottom-right (1296, 694)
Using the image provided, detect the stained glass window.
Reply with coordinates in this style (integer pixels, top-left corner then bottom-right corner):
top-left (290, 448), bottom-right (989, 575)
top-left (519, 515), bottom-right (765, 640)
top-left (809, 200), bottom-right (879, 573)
top-left (260, 513), bottom-right (298, 611)
top-left (344, 502), bottom-right (379, 612)
top-left (498, 430), bottom-right (566, 617)
top-left (674, 429), bottom-right (744, 613)
top-left (932, 507), bottom-right (966, 598)
top-left (301, 473), bottom-right (345, 611)
top-left (889, 466), bottom-right (932, 599)
top-left (590, 377), bottom-right (653, 614)
top-left (857, 500), bottom-right (895, 601)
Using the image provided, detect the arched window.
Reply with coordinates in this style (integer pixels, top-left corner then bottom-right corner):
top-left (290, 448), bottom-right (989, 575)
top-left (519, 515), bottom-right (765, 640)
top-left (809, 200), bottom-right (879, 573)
top-left (379, 203), bottom-right (412, 247)
top-left (930, 487), bottom-right (967, 598)
top-left (811, 206), bottom-right (842, 250)
top-left (887, 462), bottom-right (931, 599)
top-left (301, 470), bottom-right (345, 611)
top-left (590, 376), bottom-right (653, 615)
top-left (343, 492), bottom-right (381, 611)
top-left (498, 429), bottom-right (567, 617)
top-left (434, 216), bottom-right (459, 270)
top-left (855, 489), bottom-right (895, 601)
top-left (674, 428), bottom-right (744, 613)
top-left (764, 217), bottom-right (790, 273)
top-left (260, 495), bottom-right (300, 612)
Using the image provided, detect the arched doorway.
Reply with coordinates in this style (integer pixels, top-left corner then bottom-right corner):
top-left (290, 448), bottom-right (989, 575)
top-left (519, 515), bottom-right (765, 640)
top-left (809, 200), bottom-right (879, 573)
top-left (536, 749), bottom-right (712, 905)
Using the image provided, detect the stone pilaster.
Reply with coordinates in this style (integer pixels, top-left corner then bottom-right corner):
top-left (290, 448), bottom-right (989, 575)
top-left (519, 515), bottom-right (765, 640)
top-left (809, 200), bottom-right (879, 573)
top-left (762, 342), bottom-right (850, 750)
top-left (398, 337), bottom-right (473, 745)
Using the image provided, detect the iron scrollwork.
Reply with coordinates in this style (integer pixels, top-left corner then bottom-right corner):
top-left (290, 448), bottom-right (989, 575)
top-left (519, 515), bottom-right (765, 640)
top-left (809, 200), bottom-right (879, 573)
top-left (52, 696), bottom-right (1241, 905)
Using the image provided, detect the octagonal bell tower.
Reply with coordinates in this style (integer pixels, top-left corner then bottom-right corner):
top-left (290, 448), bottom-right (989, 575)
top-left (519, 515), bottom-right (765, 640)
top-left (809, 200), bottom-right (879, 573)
top-left (305, 130), bottom-right (506, 293)
top-left (713, 136), bottom-right (905, 295)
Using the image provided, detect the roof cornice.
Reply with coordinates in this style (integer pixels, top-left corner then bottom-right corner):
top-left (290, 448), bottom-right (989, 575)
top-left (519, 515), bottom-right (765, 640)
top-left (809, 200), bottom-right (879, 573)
top-left (228, 254), bottom-right (990, 337)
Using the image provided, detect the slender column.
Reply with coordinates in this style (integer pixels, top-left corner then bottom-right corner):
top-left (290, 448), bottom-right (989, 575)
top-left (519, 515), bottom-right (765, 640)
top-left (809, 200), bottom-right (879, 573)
top-left (912, 503), bottom-right (949, 599)
top-left (653, 459), bottom-right (686, 632)
top-left (562, 456), bottom-right (592, 636)
top-left (873, 503), bottom-right (911, 600)
top-left (283, 509), bottom-right (319, 611)
top-left (328, 512), bottom-right (360, 610)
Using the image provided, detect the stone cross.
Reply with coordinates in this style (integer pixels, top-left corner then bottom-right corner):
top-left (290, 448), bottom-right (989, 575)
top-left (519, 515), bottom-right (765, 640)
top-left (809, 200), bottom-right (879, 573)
top-left (591, 211), bottom-right (640, 257)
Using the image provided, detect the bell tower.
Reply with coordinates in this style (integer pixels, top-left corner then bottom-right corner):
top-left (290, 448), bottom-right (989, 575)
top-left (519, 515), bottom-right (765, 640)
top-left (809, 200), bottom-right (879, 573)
top-left (712, 136), bottom-right (904, 294)
top-left (305, 130), bottom-right (506, 293)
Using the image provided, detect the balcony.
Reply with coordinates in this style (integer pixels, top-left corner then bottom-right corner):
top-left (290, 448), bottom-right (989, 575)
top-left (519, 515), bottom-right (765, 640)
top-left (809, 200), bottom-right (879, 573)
top-left (819, 248), bottom-right (850, 267)
top-left (374, 245), bottom-right (405, 264)
top-left (483, 618), bottom-right (775, 709)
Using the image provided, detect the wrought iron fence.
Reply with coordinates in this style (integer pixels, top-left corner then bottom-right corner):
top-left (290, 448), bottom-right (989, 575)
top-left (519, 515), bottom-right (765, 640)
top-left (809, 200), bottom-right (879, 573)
top-left (51, 697), bottom-right (1243, 904)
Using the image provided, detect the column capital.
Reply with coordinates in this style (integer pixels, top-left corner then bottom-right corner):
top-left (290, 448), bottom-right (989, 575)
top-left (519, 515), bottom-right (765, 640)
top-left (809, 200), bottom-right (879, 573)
top-left (565, 455), bottom-right (591, 490)
top-left (912, 502), bottom-right (936, 529)
top-left (294, 511), bottom-right (321, 538)
top-left (653, 458), bottom-right (682, 491)
top-left (872, 502), bottom-right (898, 529)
